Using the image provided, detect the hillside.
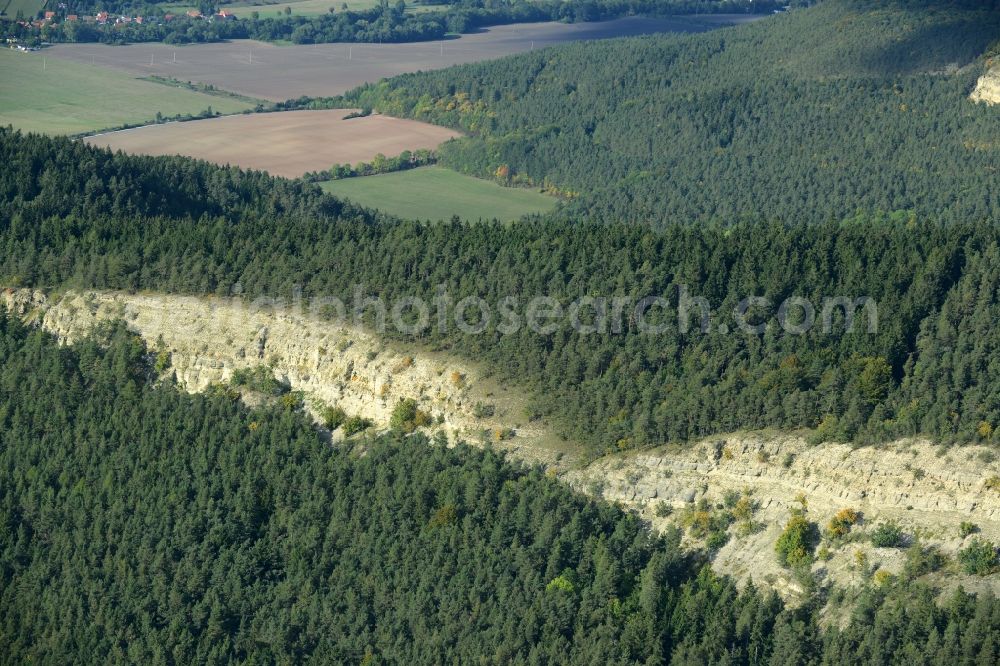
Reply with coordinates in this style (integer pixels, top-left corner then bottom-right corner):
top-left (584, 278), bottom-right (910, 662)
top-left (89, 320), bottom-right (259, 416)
top-left (344, 0), bottom-right (1000, 226)
top-left (6, 129), bottom-right (1000, 454)
top-left (6, 1), bottom-right (1000, 657)
top-left (3, 313), bottom-right (1000, 662)
top-left (9, 286), bottom-right (1000, 600)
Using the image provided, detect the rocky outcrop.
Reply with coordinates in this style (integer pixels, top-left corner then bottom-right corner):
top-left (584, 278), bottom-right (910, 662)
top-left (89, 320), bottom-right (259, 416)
top-left (971, 62), bottom-right (1000, 105)
top-left (6, 288), bottom-right (999, 597)
top-left (7, 288), bottom-right (565, 465)
top-left (567, 433), bottom-right (1000, 596)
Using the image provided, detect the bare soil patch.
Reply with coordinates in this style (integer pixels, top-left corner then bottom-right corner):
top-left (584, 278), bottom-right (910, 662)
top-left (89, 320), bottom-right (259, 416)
top-left (84, 109), bottom-right (462, 177)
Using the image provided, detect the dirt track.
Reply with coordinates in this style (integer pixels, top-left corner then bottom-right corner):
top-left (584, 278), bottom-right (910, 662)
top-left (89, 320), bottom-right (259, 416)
top-left (84, 110), bottom-right (462, 177)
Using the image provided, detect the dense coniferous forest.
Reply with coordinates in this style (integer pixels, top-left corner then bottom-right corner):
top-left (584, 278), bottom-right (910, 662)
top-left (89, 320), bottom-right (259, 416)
top-left (343, 0), bottom-right (1000, 225)
top-left (3, 315), bottom-right (1000, 663)
top-left (3, 128), bottom-right (1000, 452)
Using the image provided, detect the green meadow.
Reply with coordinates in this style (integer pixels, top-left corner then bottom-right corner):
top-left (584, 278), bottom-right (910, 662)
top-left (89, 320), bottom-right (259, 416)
top-left (320, 167), bottom-right (559, 222)
top-left (0, 49), bottom-right (255, 135)
top-left (0, 0), bottom-right (46, 20)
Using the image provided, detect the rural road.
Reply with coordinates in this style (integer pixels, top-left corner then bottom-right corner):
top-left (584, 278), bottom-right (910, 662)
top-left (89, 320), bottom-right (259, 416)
top-left (45, 15), bottom-right (761, 102)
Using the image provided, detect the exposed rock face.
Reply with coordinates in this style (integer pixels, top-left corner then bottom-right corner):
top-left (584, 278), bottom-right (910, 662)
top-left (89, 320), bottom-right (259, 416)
top-left (971, 62), bottom-right (1000, 105)
top-left (567, 433), bottom-right (1000, 597)
top-left (1, 288), bottom-right (46, 315)
top-left (6, 288), bottom-right (1000, 597)
top-left (8, 289), bottom-right (562, 464)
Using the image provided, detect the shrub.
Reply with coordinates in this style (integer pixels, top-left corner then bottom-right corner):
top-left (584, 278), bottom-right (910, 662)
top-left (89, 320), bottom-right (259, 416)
top-left (342, 415), bottom-right (372, 436)
top-left (706, 530), bottom-right (729, 551)
top-left (827, 508), bottom-right (860, 539)
top-left (231, 365), bottom-right (290, 396)
top-left (873, 570), bottom-right (895, 587)
top-left (154, 349), bottom-right (171, 374)
top-left (280, 392), bottom-right (304, 411)
top-left (958, 539), bottom-right (999, 576)
top-left (960, 521), bottom-right (979, 537)
top-left (472, 402), bottom-right (496, 419)
top-left (870, 521), bottom-right (905, 548)
top-left (853, 549), bottom-right (868, 572)
top-left (390, 398), bottom-right (432, 433)
top-left (683, 510), bottom-right (712, 538)
top-left (732, 496), bottom-right (756, 522)
top-left (654, 502), bottom-right (673, 518)
top-left (903, 543), bottom-right (946, 579)
top-left (322, 405), bottom-right (348, 430)
top-left (723, 489), bottom-right (742, 508)
top-left (775, 515), bottom-right (819, 568)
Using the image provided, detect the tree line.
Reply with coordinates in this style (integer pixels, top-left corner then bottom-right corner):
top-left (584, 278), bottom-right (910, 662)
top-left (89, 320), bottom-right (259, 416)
top-left (4, 0), bottom-right (788, 45)
top-left (4, 128), bottom-right (1000, 453)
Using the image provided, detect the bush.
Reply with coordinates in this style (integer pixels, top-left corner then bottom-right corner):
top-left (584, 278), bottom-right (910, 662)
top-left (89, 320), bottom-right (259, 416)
top-left (903, 543), bottom-right (946, 579)
top-left (390, 398), bottom-right (432, 433)
top-left (870, 521), bottom-right (905, 548)
top-left (960, 521), bottom-right (979, 538)
top-left (231, 365), bottom-right (290, 396)
top-left (775, 515), bottom-right (819, 568)
top-left (654, 502), bottom-right (673, 518)
top-left (706, 530), bottom-right (730, 551)
top-left (827, 507), bottom-right (860, 539)
top-left (154, 349), bottom-right (172, 374)
top-left (873, 570), bottom-right (894, 587)
top-left (322, 405), bottom-right (348, 430)
top-left (472, 402), bottom-right (496, 419)
top-left (280, 392), bottom-right (304, 411)
top-left (342, 415), bottom-right (372, 436)
top-left (958, 539), bottom-right (999, 576)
